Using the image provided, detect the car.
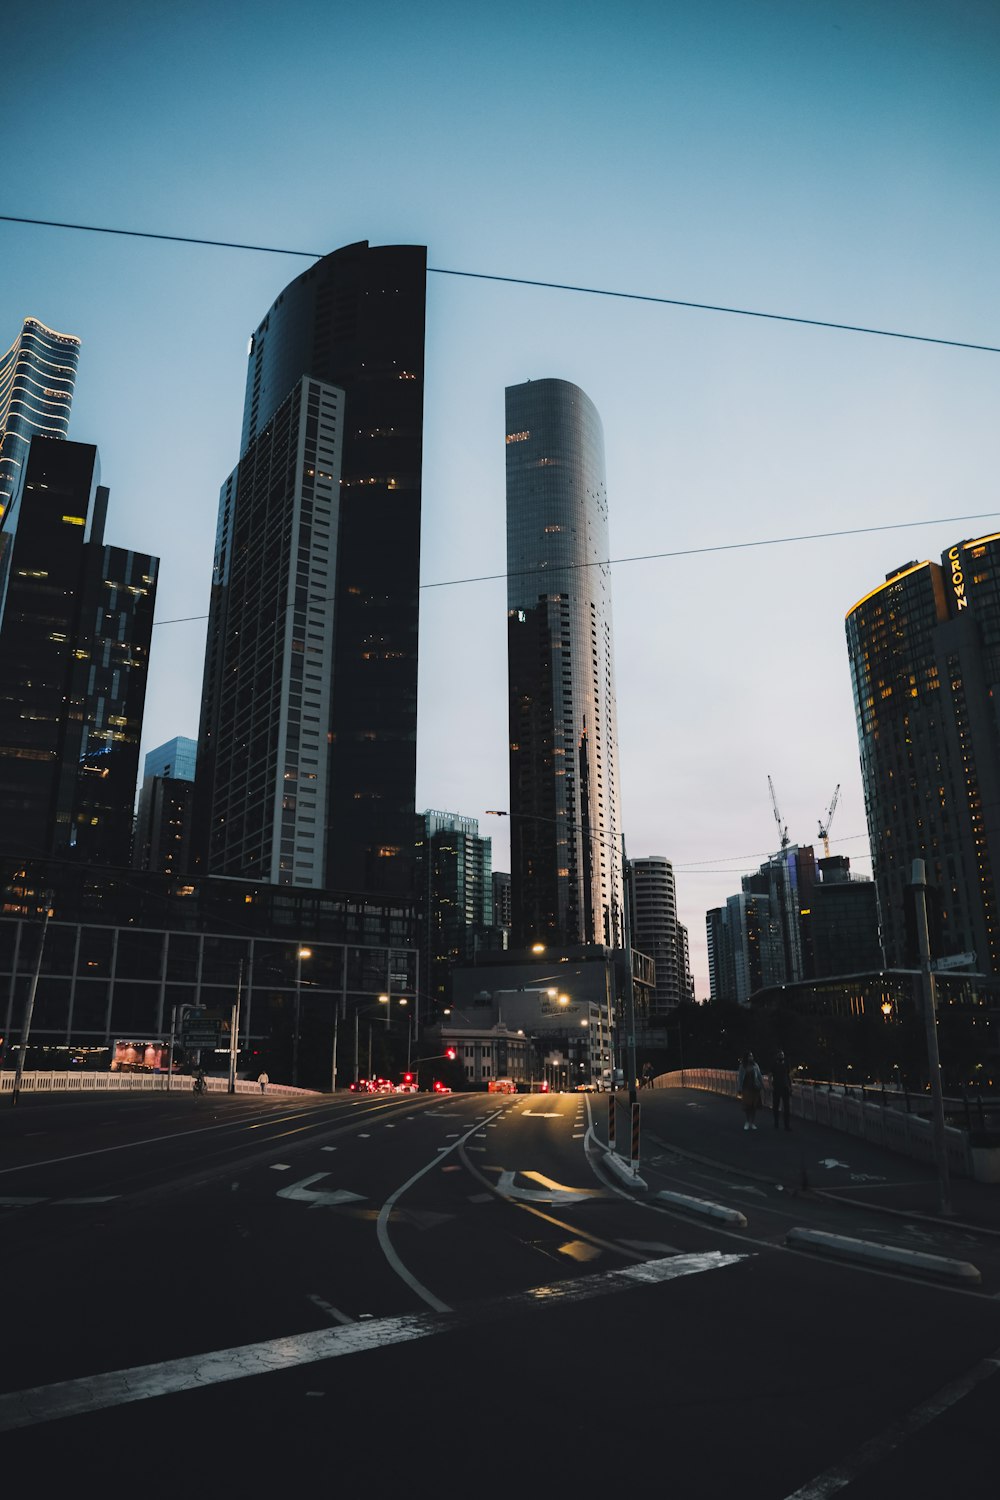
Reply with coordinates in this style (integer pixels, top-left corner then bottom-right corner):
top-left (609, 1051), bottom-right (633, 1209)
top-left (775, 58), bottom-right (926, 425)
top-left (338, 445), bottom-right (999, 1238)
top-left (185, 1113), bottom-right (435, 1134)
top-left (488, 1078), bottom-right (517, 1094)
top-left (432, 1081), bottom-right (452, 1094)
top-left (349, 1079), bottom-right (373, 1093)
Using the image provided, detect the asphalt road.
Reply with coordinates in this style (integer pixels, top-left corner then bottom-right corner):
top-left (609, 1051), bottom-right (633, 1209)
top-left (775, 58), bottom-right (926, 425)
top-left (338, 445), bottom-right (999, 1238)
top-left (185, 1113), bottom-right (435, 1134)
top-left (1, 1086), bottom-right (998, 1496)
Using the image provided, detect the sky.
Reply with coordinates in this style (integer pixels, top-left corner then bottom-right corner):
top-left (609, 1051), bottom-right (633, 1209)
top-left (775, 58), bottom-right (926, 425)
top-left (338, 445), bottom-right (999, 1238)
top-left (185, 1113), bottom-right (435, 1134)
top-left (2, 0), bottom-right (998, 997)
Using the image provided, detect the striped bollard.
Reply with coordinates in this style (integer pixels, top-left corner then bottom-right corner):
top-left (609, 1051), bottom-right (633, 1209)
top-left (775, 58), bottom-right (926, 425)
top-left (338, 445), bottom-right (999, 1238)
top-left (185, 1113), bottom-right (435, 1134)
top-left (608, 1091), bottom-right (616, 1151)
top-left (630, 1101), bottom-right (641, 1174)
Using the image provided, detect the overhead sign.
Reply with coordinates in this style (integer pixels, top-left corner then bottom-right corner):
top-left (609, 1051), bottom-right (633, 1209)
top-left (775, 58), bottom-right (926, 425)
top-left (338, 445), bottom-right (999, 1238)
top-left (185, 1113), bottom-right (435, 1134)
top-left (181, 1018), bottom-right (221, 1048)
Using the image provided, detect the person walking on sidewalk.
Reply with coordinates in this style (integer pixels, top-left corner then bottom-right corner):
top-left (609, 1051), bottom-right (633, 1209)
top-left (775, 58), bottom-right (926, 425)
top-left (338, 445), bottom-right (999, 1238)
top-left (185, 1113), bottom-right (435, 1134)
top-left (771, 1049), bottom-right (792, 1131)
top-left (737, 1051), bottom-right (763, 1130)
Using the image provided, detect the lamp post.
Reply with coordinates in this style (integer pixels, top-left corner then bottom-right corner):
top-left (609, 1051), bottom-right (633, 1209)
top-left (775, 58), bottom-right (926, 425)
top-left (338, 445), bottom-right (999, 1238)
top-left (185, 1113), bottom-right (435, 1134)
top-left (294, 946), bottom-right (312, 1088)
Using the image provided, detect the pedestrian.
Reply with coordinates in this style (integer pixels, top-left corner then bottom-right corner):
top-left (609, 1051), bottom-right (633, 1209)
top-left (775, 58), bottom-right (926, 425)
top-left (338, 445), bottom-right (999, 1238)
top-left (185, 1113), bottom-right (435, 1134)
top-left (641, 1062), bottom-right (654, 1089)
top-left (737, 1050), bottom-right (763, 1130)
top-left (771, 1049), bottom-right (792, 1131)
top-left (258, 1071), bottom-right (269, 1094)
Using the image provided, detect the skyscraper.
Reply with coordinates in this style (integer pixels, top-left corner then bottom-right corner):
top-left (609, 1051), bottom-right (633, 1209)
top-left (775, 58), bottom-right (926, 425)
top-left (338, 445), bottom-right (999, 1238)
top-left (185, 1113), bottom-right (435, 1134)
top-left (847, 534), bottom-right (1000, 973)
top-left (505, 378), bottom-right (623, 948)
top-left (416, 809), bottom-right (493, 1010)
top-left (0, 437), bottom-right (157, 866)
top-left (0, 317), bottom-right (80, 611)
top-left (197, 241), bottom-right (426, 894)
top-left (629, 856), bottom-right (686, 1013)
top-left (133, 736), bottom-right (197, 875)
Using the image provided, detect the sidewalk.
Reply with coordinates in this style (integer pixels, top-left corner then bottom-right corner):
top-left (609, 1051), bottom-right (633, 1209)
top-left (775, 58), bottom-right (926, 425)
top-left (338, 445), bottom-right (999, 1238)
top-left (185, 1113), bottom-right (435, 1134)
top-left (628, 1086), bottom-right (1000, 1236)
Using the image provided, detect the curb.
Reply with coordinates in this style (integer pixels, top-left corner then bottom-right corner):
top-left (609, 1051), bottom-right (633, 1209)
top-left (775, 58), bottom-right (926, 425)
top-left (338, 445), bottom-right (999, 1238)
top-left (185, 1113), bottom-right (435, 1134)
top-left (786, 1227), bottom-right (982, 1284)
top-left (654, 1190), bottom-right (747, 1227)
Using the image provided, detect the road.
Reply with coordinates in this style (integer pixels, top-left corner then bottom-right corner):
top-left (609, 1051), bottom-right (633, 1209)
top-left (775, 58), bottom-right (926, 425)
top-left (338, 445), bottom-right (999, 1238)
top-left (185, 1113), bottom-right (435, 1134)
top-left (1, 1086), bottom-right (998, 1496)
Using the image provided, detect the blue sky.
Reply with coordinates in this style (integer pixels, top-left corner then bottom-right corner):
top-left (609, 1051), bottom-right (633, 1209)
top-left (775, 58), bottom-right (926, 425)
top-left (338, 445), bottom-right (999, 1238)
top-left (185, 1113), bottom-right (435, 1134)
top-left (2, 0), bottom-right (998, 994)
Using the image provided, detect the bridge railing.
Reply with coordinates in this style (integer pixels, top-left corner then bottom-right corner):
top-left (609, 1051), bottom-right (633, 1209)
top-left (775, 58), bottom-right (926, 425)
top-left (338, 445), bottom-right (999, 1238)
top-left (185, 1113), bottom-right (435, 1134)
top-left (652, 1067), bottom-right (997, 1181)
top-left (0, 1071), bottom-right (314, 1097)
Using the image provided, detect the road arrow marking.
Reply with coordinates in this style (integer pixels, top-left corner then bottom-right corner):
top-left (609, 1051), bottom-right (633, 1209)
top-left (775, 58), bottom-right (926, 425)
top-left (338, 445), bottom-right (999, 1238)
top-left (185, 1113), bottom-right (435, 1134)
top-left (496, 1170), bottom-right (596, 1205)
top-left (819, 1157), bottom-right (851, 1170)
top-left (277, 1173), bottom-right (366, 1209)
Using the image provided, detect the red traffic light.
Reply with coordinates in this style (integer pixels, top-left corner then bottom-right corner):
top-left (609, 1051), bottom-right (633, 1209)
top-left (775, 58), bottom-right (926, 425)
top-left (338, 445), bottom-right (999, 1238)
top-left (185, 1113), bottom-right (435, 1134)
top-left (445, 1046), bottom-right (457, 1060)
top-left (403, 1072), bottom-right (414, 1084)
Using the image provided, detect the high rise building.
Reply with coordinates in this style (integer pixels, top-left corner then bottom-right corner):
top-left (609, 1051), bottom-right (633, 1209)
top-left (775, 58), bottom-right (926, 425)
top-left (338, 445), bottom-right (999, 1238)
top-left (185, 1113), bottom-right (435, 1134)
top-left (416, 810), bottom-right (493, 1011)
top-left (628, 856), bottom-right (686, 1014)
top-left (492, 870), bottom-right (512, 931)
top-left (0, 317), bottom-right (80, 612)
top-left (133, 736), bottom-right (197, 875)
top-left (0, 437), bottom-right (157, 866)
top-left (706, 891), bottom-right (784, 1005)
top-left (196, 241), bottom-right (426, 894)
top-left (505, 378), bottom-right (623, 949)
top-left (847, 535), bottom-right (1000, 973)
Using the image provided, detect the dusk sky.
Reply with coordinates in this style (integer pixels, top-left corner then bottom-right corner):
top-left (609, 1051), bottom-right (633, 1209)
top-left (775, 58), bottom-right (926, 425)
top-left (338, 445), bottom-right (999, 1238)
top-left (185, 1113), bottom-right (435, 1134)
top-left (2, 0), bottom-right (998, 996)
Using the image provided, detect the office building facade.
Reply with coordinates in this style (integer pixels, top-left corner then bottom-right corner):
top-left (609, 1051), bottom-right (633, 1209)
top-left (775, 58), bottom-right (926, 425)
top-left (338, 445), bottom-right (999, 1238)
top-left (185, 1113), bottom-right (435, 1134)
top-left (416, 810), bottom-right (493, 1011)
top-left (133, 737), bottom-right (198, 876)
top-left (0, 317), bottom-right (80, 613)
top-left (0, 438), bottom-right (156, 867)
top-left (505, 378), bottom-right (623, 949)
top-left (846, 535), bottom-right (1000, 973)
top-left (629, 856), bottom-right (688, 1014)
top-left (197, 241), bottom-right (426, 896)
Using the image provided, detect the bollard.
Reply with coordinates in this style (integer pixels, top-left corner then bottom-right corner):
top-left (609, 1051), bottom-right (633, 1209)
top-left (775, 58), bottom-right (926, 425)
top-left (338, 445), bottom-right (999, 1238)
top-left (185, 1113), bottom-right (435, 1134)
top-left (630, 1100), bottom-right (641, 1173)
top-left (608, 1091), bottom-right (616, 1150)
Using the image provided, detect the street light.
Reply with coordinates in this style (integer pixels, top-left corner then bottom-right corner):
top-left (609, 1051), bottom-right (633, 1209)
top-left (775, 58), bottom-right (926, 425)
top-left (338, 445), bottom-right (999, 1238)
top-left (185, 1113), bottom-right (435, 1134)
top-left (294, 946), bottom-right (312, 1088)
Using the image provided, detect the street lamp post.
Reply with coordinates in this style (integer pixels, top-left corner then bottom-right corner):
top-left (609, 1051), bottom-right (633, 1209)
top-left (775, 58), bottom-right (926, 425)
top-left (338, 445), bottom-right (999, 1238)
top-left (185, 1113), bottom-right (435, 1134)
top-left (294, 946), bottom-right (312, 1088)
top-left (11, 897), bottom-right (52, 1107)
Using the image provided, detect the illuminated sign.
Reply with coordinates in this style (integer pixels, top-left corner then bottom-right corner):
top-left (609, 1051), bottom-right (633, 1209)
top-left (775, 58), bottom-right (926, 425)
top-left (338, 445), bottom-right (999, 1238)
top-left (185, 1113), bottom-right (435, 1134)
top-left (948, 547), bottom-right (969, 611)
top-left (505, 431), bottom-right (530, 444)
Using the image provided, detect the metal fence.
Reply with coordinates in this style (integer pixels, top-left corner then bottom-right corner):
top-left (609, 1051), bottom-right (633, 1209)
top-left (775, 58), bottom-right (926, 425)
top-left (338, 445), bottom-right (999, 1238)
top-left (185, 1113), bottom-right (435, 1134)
top-left (654, 1067), bottom-right (1000, 1182)
top-left (0, 1071), bottom-right (314, 1097)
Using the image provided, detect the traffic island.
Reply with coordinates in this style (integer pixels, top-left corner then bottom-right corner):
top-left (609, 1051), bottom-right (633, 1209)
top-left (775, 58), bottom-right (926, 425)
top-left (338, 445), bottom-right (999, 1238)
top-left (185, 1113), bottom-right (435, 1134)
top-left (786, 1227), bottom-right (982, 1284)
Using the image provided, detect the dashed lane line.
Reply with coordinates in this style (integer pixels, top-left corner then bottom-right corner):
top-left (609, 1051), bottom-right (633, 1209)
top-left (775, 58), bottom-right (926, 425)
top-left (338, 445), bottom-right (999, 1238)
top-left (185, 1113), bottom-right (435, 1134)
top-left (0, 1251), bottom-right (746, 1432)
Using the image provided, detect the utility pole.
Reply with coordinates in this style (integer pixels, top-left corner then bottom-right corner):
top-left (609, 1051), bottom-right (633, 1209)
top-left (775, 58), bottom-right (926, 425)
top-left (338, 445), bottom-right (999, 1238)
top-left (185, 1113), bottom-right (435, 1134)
top-left (11, 898), bottom-right (51, 1107)
top-left (912, 859), bottom-right (952, 1217)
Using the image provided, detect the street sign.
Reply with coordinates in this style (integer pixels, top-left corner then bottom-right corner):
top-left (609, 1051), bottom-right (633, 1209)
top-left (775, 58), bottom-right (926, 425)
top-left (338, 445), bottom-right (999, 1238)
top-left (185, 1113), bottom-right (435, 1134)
top-left (932, 951), bottom-right (976, 972)
top-left (181, 1019), bottom-right (221, 1048)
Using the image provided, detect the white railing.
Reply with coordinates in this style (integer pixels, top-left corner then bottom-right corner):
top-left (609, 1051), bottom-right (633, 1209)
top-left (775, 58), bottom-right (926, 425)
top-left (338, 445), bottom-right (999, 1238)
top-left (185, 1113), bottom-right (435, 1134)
top-left (0, 1071), bottom-right (315, 1097)
top-left (654, 1067), bottom-right (981, 1179)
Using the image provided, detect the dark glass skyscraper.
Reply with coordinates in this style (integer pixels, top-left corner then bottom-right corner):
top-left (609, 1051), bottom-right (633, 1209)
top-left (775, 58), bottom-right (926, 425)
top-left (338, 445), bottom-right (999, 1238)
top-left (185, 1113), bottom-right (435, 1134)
top-left (505, 378), bottom-right (623, 948)
top-left (846, 533), bottom-right (1000, 973)
top-left (0, 437), bottom-right (157, 866)
top-left (197, 241), bottom-right (426, 895)
top-left (0, 317), bottom-right (80, 613)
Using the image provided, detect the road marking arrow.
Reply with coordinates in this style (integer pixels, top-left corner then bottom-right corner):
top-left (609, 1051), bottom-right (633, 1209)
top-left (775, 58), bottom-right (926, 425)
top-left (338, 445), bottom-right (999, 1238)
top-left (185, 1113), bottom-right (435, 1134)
top-left (277, 1173), bottom-right (366, 1209)
top-left (496, 1170), bottom-right (596, 1205)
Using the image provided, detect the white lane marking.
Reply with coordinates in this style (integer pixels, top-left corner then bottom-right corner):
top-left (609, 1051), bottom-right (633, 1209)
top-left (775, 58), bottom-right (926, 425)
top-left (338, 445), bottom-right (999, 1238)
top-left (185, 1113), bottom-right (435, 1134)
top-left (306, 1294), bottom-right (354, 1325)
top-left (56, 1197), bottom-right (119, 1205)
top-left (0, 1197), bottom-right (45, 1207)
top-left (0, 1252), bottom-right (747, 1432)
top-left (0, 1107), bottom-right (319, 1178)
top-left (496, 1170), bottom-right (596, 1205)
top-left (783, 1344), bottom-right (1000, 1498)
top-left (321, 1146), bottom-right (337, 1152)
top-left (276, 1174), bottom-right (365, 1209)
top-left (359, 1133), bottom-right (371, 1139)
top-left (376, 1106), bottom-right (508, 1312)
top-left (522, 1111), bottom-right (561, 1118)
top-left (270, 1163), bottom-right (291, 1171)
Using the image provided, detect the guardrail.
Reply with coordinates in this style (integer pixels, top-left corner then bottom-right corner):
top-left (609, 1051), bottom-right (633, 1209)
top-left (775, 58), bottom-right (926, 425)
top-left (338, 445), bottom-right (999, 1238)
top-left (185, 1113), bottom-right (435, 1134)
top-left (654, 1067), bottom-right (1000, 1182)
top-left (0, 1071), bottom-right (315, 1098)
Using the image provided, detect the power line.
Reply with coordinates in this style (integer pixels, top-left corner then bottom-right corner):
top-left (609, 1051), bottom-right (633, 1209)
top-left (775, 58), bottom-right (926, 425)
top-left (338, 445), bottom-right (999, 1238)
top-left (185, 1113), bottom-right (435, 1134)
top-left (150, 510), bottom-right (1000, 626)
top-left (2, 213), bottom-right (997, 355)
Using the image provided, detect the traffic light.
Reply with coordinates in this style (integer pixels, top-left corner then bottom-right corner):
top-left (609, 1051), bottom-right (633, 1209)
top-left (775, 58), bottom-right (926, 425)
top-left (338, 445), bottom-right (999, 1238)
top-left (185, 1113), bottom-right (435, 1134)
top-left (403, 1072), bottom-right (414, 1085)
top-left (445, 1046), bottom-right (457, 1060)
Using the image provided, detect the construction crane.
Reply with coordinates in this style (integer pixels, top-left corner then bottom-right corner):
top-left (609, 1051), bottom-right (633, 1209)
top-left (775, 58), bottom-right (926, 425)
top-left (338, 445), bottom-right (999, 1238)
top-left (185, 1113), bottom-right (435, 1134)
top-left (818, 784), bottom-right (841, 858)
top-left (767, 776), bottom-right (790, 851)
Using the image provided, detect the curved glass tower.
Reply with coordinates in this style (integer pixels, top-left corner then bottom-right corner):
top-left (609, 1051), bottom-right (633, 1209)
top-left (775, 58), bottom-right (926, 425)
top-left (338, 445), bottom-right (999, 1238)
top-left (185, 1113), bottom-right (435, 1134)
top-left (0, 316), bottom-right (80, 524)
top-left (505, 378), bottom-right (623, 948)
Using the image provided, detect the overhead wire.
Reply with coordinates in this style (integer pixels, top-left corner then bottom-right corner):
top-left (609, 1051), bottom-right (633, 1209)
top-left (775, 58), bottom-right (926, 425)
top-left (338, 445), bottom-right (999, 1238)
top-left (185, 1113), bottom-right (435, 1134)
top-left (2, 212), bottom-right (998, 355)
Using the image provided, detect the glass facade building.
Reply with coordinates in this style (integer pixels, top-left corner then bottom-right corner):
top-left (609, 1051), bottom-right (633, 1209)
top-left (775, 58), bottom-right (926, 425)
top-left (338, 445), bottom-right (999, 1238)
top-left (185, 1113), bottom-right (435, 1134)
top-left (505, 378), bottom-right (623, 949)
top-left (0, 438), bottom-right (156, 867)
top-left (416, 809), bottom-right (493, 1011)
top-left (197, 241), bottom-right (426, 897)
top-left (0, 317), bottom-right (80, 615)
top-left (847, 534), bottom-right (1000, 974)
